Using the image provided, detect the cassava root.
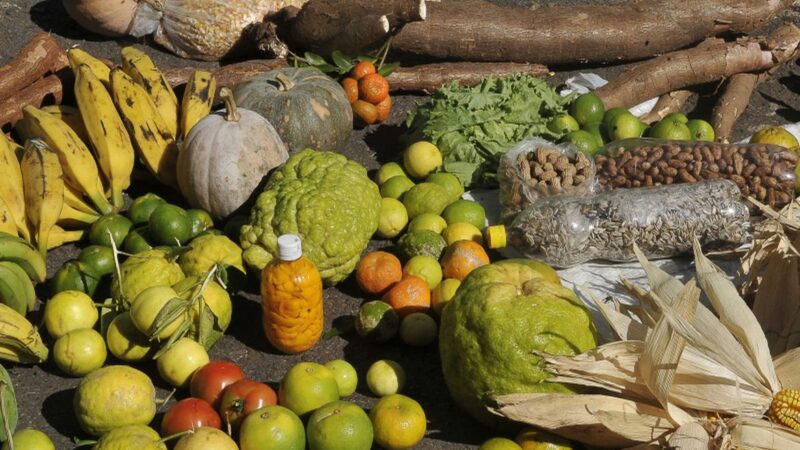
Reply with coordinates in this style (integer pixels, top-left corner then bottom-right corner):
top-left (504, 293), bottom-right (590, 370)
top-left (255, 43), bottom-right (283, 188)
top-left (639, 91), bottom-right (694, 124)
top-left (0, 75), bottom-right (63, 131)
top-left (0, 33), bottom-right (68, 102)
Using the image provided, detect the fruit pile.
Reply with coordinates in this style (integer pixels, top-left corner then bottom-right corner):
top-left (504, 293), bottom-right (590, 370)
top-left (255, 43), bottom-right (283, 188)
top-left (342, 61), bottom-right (392, 126)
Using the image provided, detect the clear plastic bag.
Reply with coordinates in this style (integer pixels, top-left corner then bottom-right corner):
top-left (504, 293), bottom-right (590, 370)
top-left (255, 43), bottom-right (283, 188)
top-left (506, 179), bottom-right (750, 268)
top-left (594, 138), bottom-right (797, 211)
top-left (497, 138), bottom-right (597, 222)
top-left (130, 0), bottom-right (305, 61)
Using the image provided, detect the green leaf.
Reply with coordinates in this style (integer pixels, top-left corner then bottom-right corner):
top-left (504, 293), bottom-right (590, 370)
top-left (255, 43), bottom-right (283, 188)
top-left (377, 62), bottom-right (399, 77)
top-left (313, 63), bottom-right (339, 75)
top-left (304, 52), bottom-right (328, 66)
top-left (152, 320), bottom-right (191, 360)
top-left (149, 297), bottom-right (190, 341)
top-left (331, 51), bottom-right (353, 70)
top-left (197, 303), bottom-right (215, 346)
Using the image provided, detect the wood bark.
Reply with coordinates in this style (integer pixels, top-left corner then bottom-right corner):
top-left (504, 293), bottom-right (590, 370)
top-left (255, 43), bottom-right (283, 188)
top-left (0, 33), bottom-right (68, 102)
top-left (163, 60), bottom-right (550, 94)
top-left (388, 0), bottom-right (791, 64)
top-left (639, 91), bottom-right (694, 124)
top-left (290, 0), bottom-right (426, 56)
top-left (596, 23), bottom-right (800, 109)
top-left (0, 75), bottom-right (63, 131)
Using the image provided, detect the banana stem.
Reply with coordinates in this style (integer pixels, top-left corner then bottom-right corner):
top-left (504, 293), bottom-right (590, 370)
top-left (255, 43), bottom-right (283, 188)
top-left (111, 190), bottom-right (124, 213)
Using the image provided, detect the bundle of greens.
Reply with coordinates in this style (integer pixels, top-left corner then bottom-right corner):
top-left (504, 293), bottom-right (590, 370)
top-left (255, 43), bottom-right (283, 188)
top-left (405, 74), bottom-right (573, 188)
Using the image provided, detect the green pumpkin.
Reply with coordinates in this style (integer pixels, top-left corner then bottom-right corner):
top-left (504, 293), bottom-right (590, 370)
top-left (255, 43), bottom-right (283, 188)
top-left (233, 67), bottom-right (353, 153)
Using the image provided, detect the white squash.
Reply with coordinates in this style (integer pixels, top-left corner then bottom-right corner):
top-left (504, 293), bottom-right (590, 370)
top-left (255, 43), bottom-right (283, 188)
top-left (62, 0), bottom-right (139, 37)
top-left (177, 87), bottom-right (289, 220)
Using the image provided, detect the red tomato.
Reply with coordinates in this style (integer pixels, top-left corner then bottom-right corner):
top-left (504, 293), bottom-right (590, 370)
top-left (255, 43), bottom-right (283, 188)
top-left (218, 379), bottom-right (278, 433)
top-left (190, 360), bottom-right (246, 408)
top-left (161, 398), bottom-right (222, 437)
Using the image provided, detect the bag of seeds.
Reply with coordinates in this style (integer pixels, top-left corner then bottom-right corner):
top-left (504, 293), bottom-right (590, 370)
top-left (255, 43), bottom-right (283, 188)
top-left (506, 179), bottom-right (751, 268)
top-left (497, 138), bottom-right (597, 223)
top-left (594, 138), bottom-right (798, 211)
top-left (129, 0), bottom-right (306, 61)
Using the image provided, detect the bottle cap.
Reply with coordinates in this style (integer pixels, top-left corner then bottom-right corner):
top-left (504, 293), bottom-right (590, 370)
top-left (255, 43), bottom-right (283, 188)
top-left (485, 225), bottom-right (507, 249)
top-left (277, 234), bottom-right (303, 261)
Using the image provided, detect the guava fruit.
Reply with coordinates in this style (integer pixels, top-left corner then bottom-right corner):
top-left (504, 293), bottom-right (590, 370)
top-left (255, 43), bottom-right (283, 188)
top-left (73, 366), bottom-right (157, 436)
top-left (439, 259), bottom-right (597, 429)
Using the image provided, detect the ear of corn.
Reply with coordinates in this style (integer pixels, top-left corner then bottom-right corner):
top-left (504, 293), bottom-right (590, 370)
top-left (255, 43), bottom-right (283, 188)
top-left (770, 389), bottom-right (800, 431)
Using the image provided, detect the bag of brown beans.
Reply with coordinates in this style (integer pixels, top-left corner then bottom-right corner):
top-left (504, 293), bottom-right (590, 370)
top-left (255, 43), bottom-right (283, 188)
top-left (593, 138), bottom-right (798, 212)
top-left (497, 138), bottom-right (597, 222)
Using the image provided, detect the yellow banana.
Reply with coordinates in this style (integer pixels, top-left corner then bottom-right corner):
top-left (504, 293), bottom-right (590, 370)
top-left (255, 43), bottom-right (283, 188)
top-left (20, 138), bottom-right (64, 257)
top-left (64, 184), bottom-right (99, 216)
top-left (75, 63), bottom-right (135, 211)
top-left (110, 68), bottom-right (179, 188)
top-left (49, 225), bottom-right (87, 249)
top-left (0, 302), bottom-right (49, 364)
top-left (0, 197), bottom-right (18, 237)
top-left (58, 202), bottom-right (100, 228)
top-left (22, 105), bottom-right (113, 215)
top-left (0, 134), bottom-right (29, 241)
top-left (41, 105), bottom-right (91, 144)
top-left (180, 70), bottom-right (216, 138)
top-left (121, 46), bottom-right (179, 138)
top-left (67, 47), bottom-right (111, 86)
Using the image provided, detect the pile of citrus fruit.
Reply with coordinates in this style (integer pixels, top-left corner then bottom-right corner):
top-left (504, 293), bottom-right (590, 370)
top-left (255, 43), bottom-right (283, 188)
top-left (342, 61), bottom-right (392, 126)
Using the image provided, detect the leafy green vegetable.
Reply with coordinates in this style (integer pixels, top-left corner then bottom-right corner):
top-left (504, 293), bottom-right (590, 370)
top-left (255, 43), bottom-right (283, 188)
top-left (405, 75), bottom-right (574, 188)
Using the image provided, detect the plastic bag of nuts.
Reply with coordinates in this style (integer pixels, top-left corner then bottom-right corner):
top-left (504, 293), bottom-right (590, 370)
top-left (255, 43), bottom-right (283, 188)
top-left (594, 138), bottom-right (798, 211)
top-left (498, 138), bottom-right (597, 222)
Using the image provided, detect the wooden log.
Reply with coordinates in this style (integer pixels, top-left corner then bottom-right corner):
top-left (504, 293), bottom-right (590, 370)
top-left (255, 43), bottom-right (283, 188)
top-left (0, 75), bottom-right (63, 131)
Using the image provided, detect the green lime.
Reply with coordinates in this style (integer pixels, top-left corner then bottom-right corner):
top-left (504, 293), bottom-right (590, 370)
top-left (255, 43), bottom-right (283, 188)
top-left (568, 93), bottom-right (604, 126)
top-left (148, 204), bottom-right (193, 246)
top-left (751, 126), bottom-right (800, 149)
top-left (686, 119), bottom-right (715, 142)
top-left (306, 401), bottom-right (373, 450)
top-left (601, 107), bottom-right (629, 130)
top-left (407, 214), bottom-right (447, 234)
top-left (122, 227), bottom-right (154, 254)
top-left (324, 360), bottom-right (358, 398)
top-left (380, 176), bottom-right (415, 200)
top-left (546, 114), bottom-right (580, 135)
top-left (49, 260), bottom-right (102, 297)
top-left (377, 198), bottom-right (409, 239)
top-left (648, 118), bottom-right (692, 141)
top-left (1, 428), bottom-right (55, 450)
top-left (186, 209), bottom-right (214, 238)
top-left (403, 255), bottom-right (442, 290)
top-left (402, 183), bottom-right (450, 219)
top-left (126, 193), bottom-right (166, 225)
top-left (607, 111), bottom-right (644, 141)
top-left (89, 214), bottom-right (133, 248)
top-left (375, 162), bottom-right (407, 186)
top-left (425, 172), bottom-right (464, 203)
top-left (581, 121), bottom-right (605, 147)
top-left (77, 245), bottom-right (115, 277)
top-left (441, 200), bottom-right (486, 230)
top-left (664, 112), bottom-right (688, 124)
top-left (355, 300), bottom-right (399, 343)
top-left (562, 130), bottom-right (600, 154)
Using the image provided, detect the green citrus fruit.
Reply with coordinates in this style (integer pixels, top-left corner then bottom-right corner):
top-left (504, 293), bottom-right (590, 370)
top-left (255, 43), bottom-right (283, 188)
top-left (44, 290), bottom-right (99, 339)
top-left (607, 111), bottom-right (643, 142)
top-left (403, 141), bottom-right (443, 179)
top-left (77, 245), bottom-right (116, 277)
top-left (174, 427), bottom-right (238, 450)
top-left (407, 213), bottom-right (447, 234)
top-left (92, 425), bottom-right (165, 450)
top-left (89, 214), bottom-right (133, 248)
top-left (1, 428), bottom-right (55, 450)
top-left (568, 93), bottom-right (604, 126)
top-left (355, 300), bottom-right (400, 343)
top-left (425, 172), bottom-right (464, 203)
top-left (403, 182), bottom-right (451, 219)
top-left (73, 365), bottom-right (156, 436)
top-left (156, 337), bottom-right (210, 388)
top-left (562, 130), bottom-right (600, 154)
top-left (441, 199), bottom-right (486, 230)
top-left (369, 394), bottom-right (426, 450)
top-left (53, 328), bottom-right (107, 377)
top-left (686, 119), bottom-right (715, 142)
top-left (648, 118), bottom-right (692, 141)
top-left (279, 362), bottom-right (340, 418)
top-left (122, 227), bottom-right (154, 254)
top-left (105, 312), bottom-right (154, 362)
top-left (366, 360), bottom-right (405, 396)
top-left (377, 198), bottom-right (409, 239)
top-left (380, 176), bottom-right (415, 200)
top-left (581, 121), bottom-right (605, 147)
top-left (127, 194), bottom-right (166, 225)
top-left (601, 107), bottom-right (629, 130)
top-left (129, 285), bottom-right (187, 340)
top-left (663, 112), bottom-right (688, 124)
top-left (324, 359), bottom-right (358, 397)
top-left (431, 278), bottom-right (461, 316)
top-left (402, 255), bottom-right (442, 290)
top-left (186, 209), bottom-right (214, 238)
top-left (148, 204), bottom-right (193, 246)
top-left (239, 406), bottom-right (305, 450)
top-left (49, 260), bottom-right (102, 297)
top-left (375, 162), bottom-right (407, 186)
top-left (750, 126), bottom-right (799, 150)
top-left (516, 428), bottom-right (573, 449)
top-left (399, 312), bottom-right (438, 347)
top-left (306, 400), bottom-right (373, 450)
top-left (441, 222), bottom-right (483, 246)
top-left (480, 437), bottom-right (523, 450)
top-left (546, 114), bottom-right (580, 135)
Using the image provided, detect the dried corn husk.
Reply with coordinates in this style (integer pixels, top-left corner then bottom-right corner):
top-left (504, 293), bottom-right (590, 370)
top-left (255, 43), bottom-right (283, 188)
top-left (489, 241), bottom-right (800, 448)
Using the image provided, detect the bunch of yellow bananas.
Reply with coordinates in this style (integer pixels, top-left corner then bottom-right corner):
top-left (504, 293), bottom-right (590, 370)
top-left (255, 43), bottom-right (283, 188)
top-left (3, 46), bottom-right (217, 256)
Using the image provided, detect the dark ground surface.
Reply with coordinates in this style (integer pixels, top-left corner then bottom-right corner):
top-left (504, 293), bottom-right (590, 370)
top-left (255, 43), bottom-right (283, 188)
top-left (0, 0), bottom-right (798, 448)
